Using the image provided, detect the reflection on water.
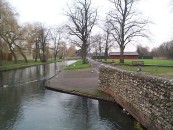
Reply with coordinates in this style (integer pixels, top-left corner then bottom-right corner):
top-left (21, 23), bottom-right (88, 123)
top-left (99, 101), bottom-right (134, 130)
top-left (0, 61), bottom-right (74, 87)
top-left (0, 61), bottom-right (145, 130)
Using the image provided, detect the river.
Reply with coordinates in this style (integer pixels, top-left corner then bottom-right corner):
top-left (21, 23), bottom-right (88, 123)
top-left (0, 61), bottom-right (145, 130)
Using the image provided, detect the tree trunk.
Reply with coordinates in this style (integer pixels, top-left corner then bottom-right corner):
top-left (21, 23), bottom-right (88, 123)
top-left (54, 55), bottom-right (57, 61)
top-left (95, 51), bottom-right (97, 60)
top-left (0, 39), bottom-right (2, 65)
top-left (104, 44), bottom-right (108, 61)
top-left (41, 48), bottom-right (47, 62)
top-left (120, 46), bottom-right (124, 63)
top-left (81, 42), bottom-right (88, 64)
top-left (34, 49), bottom-right (39, 62)
top-left (16, 45), bottom-right (28, 63)
top-left (20, 50), bottom-right (28, 63)
top-left (40, 44), bottom-right (47, 62)
top-left (54, 51), bottom-right (58, 61)
top-left (0, 50), bottom-right (3, 65)
top-left (42, 54), bottom-right (47, 62)
top-left (9, 47), bottom-right (17, 63)
top-left (99, 48), bottom-right (101, 60)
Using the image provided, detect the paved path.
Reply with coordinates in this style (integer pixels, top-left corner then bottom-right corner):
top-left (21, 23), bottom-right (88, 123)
top-left (46, 60), bottom-right (114, 101)
top-left (89, 59), bottom-right (102, 73)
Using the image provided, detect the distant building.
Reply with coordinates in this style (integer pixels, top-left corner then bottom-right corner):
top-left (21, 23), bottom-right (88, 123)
top-left (109, 52), bottom-right (139, 59)
top-left (92, 53), bottom-right (105, 59)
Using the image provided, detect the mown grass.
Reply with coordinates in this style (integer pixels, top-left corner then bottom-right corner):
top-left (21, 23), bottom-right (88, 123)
top-left (0, 59), bottom-right (64, 71)
top-left (65, 60), bottom-right (91, 70)
top-left (103, 59), bottom-right (173, 66)
top-left (99, 59), bottom-right (173, 79)
top-left (117, 65), bottom-right (173, 79)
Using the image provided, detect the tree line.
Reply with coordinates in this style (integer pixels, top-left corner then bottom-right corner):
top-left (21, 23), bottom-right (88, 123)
top-left (151, 41), bottom-right (173, 59)
top-left (0, 0), bottom-right (78, 65)
top-left (137, 41), bottom-right (173, 59)
top-left (66, 0), bottom-right (149, 63)
top-left (0, 0), bottom-right (152, 65)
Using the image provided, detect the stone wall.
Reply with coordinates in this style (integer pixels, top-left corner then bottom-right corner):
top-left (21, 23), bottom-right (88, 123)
top-left (99, 65), bottom-right (173, 130)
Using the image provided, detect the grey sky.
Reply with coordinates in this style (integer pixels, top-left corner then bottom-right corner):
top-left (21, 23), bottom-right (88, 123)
top-left (9, 0), bottom-right (173, 51)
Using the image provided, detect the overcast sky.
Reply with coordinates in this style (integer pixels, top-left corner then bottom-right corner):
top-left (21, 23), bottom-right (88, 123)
top-left (9, 0), bottom-right (173, 51)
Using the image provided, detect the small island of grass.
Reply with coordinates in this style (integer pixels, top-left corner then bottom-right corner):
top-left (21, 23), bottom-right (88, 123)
top-left (65, 60), bottom-right (91, 70)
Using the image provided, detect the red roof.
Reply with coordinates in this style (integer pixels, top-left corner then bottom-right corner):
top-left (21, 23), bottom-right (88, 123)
top-left (109, 52), bottom-right (139, 56)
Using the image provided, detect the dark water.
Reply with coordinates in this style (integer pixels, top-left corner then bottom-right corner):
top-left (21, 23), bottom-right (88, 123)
top-left (0, 61), bottom-right (144, 130)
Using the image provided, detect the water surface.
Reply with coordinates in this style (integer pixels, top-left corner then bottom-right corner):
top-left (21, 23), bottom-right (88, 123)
top-left (0, 61), bottom-right (144, 130)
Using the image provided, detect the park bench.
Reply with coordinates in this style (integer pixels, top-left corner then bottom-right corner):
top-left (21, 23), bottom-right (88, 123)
top-left (132, 61), bottom-right (144, 66)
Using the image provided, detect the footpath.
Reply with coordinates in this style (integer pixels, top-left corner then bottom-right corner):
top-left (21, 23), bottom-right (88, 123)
top-left (45, 60), bottom-right (114, 102)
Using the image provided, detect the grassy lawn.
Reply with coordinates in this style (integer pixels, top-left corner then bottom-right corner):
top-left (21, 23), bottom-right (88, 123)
top-left (99, 59), bottom-right (173, 79)
top-left (0, 59), bottom-right (64, 71)
top-left (65, 60), bottom-right (91, 70)
top-left (103, 59), bottom-right (173, 66)
top-left (116, 65), bottom-right (173, 79)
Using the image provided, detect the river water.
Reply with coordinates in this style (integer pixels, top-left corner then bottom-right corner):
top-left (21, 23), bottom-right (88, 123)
top-left (0, 61), bottom-right (145, 130)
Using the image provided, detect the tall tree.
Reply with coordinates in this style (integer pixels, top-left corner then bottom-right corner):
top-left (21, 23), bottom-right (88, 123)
top-left (31, 23), bottom-right (50, 62)
top-left (0, 0), bottom-right (8, 60)
top-left (37, 25), bottom-right (50, 62)
top-left (0, 0), bottom-right (19, 63)
top-left (136, 44), bottom-right (150, 57)
top-left (0, 25), bottom-right (19, 63)
top-left (102, 18), bottom-right (113, 61)
top-left (91, 34), bottom-right (104, 60)
top-left (31, 23), bottom-right (42, 62)
top-left (12, 25), bottom-right (33, 63)
top-left (0, 40), bottom-right (2, 65)
top-left (65, 0), bottom-right (97, 64)
top-left (151, 40), bottom-right (173, 59)
top-left (66, 45), bottom-right (77, 57)
top-left (108, 0), bottom-right (149, 63)
top-left (58, 41), bottom-right (67, 59)
top-left (0, 19), bottom-right (19, 63)
top-left (50, 26), bottom-right (64, 61)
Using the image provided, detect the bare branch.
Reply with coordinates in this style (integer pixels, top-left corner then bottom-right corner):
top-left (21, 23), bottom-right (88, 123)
top-left (65, 0), bottom-right (98, 63)
top-left (107, 0), bottom-right (149, 63)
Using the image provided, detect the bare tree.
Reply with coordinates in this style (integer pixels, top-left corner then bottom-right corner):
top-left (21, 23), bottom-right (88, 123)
top-left (0, 38), bottom-right (3, 65)
top-left (101, 18), bottom-right (114, 61)
top-left (12, 25), bottom-right (34, 63)
top-left (30, 23), bottom-right (50, 62)
top-left (31, 23), bottom-right (42, 62)
top-left (66, 45), bottom-right (77, 57)
top-left (0, 1), bottom-right (8, 64)
top-left (0, 0), bottom-right (19, 63)
top-left (37, 25), bottom-right (50, 62)
top-left (65, 0), bottom-right (97, 64)
top-left (151, 41), bottom-right (173, 59)
top-left (0, 21), bottom-right (19, 63)
top-left (136, 44), bottom-right (150, 57)
top-left (58, 41), bottom-right (67, 59)
top-left (108, 0), bottom-right (149, 63)
top-left (91, 34), bottom-right (104, 60)
top-left (50, 26), bottom-right (64, 61)
top-left (1, 23), bottom-right (29, 63)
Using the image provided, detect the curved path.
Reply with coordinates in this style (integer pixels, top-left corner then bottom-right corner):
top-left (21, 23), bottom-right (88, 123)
top-left (45, 60), bottom-right (114, 101)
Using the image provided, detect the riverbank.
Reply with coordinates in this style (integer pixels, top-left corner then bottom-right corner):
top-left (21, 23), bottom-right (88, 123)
top-left (45, 67), bottom-right (114, 102)
top-left (0, 59), bottom-right (64, 72)
top-left (1, 60), bottom-right (137, 130)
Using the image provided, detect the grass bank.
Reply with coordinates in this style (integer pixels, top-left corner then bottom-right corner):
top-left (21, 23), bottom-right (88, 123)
top-left (102, 59), bottom-right (173, 66)
top-left (0, 59), bottom-right (64, 71)
top-left (116, 65), bottom-right (173, 79)
top-left (98, 59), bottom-right (173, 79)
top-left (65, 60), bottom-right (91, 70)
